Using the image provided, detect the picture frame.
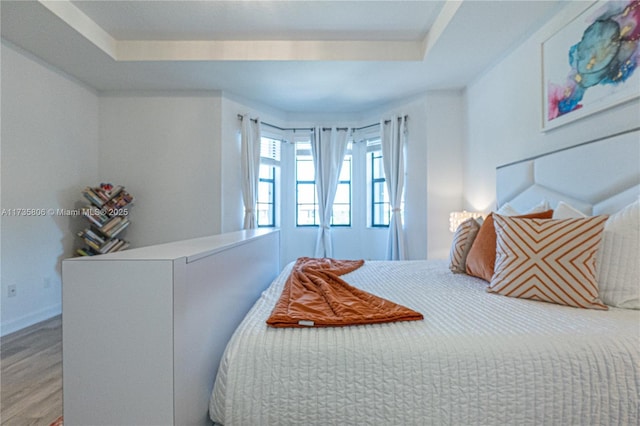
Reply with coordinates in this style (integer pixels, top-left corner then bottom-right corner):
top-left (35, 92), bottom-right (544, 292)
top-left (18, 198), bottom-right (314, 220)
top-left (541, 0), bottom-right (640, 131)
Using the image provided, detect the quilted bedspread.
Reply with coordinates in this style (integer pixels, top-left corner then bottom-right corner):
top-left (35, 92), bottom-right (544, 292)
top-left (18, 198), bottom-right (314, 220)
top-left (210, 260), bottom-right (640, 425)
top-left (266, 257), bottom-right (423, 327)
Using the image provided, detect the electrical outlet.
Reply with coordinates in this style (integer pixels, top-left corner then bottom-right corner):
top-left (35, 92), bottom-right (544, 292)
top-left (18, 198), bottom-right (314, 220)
top-left (8, 284), bottom-right (17, 298)
top-left (44, 277), bottom-right (51, 288)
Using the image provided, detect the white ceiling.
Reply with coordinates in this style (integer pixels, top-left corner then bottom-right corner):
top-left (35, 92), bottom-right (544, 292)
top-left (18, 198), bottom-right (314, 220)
top-left (1, 0), bottom-right (566, 113)
top-left (71, 0), bottom-right (443, 41)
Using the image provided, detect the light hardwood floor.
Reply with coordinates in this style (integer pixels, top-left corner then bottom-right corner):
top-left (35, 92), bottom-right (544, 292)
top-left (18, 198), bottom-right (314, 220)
top-left (1, 316), bottom-right (62, 426)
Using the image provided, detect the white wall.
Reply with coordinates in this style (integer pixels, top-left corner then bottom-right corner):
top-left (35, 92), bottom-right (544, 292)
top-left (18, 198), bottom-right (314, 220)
top-left (425, 92), bottom-right (465, 259)
top-left (1, 41), bottom-right (99, 335)
top-left (99, 93), bottom-right (223, 248)
top-left (464, 2), bottom-right (640, 213)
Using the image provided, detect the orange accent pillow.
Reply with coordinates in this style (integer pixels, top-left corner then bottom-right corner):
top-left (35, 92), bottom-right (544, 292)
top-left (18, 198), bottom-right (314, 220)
top-left (465, 209), bottom-right (553, 282)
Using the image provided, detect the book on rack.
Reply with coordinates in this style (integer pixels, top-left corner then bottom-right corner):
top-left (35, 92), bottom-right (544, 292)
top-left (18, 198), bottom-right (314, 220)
top-left (81, 237), bottom-right (102, 252)
top-left (92, 187), bottom-right (111, 203)
top-left (100, 238), bottom-right (131, 254)
top-left (103, 219), bottom-right (130, 238)
top-left (103, 192), bottom-right (134, 212)
top-left (106, 239), bottom-right (126, 253)
top-left (82, 189), bottom-right (104, 207)
top-left (82, 211), bottom-right (103, 228)
top-left (108, 185), bottom-right (124, 199)
top-left (101, 216), bottom-right (123, 234)
top-left (82, 206), bottom-right (109, 224)
top-left (77, 231), bottom-right (96, 246)
top-left (99, 239), bottom-right (119, 254)
top-left (80, 229), bottom-right (105, 245)
top-left (76, 248), bottom-right (92, 256)
top-left (76, 183), bottom-right (133, 257)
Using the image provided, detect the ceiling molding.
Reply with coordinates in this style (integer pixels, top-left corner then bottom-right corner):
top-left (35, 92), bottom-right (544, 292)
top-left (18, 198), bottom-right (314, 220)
top-left (39, 0), bottom-right (117, 59)
top-left (116, 40), bottom-right (424, 61)
top-left (38, 0), bottom-right (440, 62)
top-left (421, 0), bottom-right (463, 60)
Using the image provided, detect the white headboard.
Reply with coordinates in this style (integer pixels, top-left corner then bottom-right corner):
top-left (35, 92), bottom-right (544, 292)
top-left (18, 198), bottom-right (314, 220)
top-left (497, 129), bottom-right (640, 216)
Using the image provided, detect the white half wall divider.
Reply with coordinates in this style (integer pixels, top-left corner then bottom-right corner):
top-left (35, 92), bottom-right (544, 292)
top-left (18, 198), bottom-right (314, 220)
top-left (62, 228), bottom-right (280, 426)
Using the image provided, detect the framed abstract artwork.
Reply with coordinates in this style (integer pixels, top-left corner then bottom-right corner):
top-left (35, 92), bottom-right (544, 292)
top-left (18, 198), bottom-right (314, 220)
top-left (542, 0), bottom-right (640, 131)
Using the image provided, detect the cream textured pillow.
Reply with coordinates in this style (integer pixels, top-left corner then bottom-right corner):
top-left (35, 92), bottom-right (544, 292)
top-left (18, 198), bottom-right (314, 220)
top-left (596, 200), bottom-right (640, 309)
top-left (449, 218), bottom-right (481, 274)
top-left (489, 214), bottom-right (609, 310)
top-left (552, 201), bottom-right (587, 219)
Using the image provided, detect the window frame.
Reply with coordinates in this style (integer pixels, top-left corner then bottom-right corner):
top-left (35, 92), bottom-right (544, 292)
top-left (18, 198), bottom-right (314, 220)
top-left (369, 149), bottom-right (390, 227)
top-left (256, 135), bottom-right (281, 228)
top-left (295, 152), bottom-right (318, 227)
top-left (257, 164), bottom-right (276, 228)
top-left (295, 140), bottom-right (353, 227)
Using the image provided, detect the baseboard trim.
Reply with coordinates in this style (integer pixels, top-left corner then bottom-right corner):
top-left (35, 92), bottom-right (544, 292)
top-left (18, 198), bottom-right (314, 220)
top-left (1, 304), bottom-right (62, 337)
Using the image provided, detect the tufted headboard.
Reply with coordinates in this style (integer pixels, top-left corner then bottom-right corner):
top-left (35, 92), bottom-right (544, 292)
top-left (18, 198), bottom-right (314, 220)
top-left (496, 129), bottom-right (640, 216)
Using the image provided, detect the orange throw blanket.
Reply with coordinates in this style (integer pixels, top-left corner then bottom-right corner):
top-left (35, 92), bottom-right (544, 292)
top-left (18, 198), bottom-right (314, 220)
top-left (266, 257), bottom-right (424, 328)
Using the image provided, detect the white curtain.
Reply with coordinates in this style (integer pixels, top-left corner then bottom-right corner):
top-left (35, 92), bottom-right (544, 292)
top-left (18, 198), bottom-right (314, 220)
top-left (311, 127), bottom-right (350, 258)
top-left (240, 114), bottom-right (262, 229)
top-left (381, 116), bottom-right (408, 260)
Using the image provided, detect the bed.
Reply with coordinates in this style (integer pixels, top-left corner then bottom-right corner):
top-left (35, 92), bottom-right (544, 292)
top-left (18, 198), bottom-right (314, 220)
top-left (209, 129), bottom-right (640, 425)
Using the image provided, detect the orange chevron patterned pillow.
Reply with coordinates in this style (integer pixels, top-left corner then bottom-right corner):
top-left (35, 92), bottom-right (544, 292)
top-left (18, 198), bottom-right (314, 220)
top-left (449, 218), bottom-right (481, 273)
top-left (488, 214), bottom-right (609, 310)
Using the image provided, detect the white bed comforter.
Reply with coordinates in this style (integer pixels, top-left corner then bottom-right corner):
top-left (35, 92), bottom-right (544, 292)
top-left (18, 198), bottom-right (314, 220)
top-left (210, 260), bottom-right (639, 425)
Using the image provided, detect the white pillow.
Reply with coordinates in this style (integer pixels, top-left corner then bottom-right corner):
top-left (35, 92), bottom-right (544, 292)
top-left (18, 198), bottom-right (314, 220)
top-left (552, 201), bottom-right (587, 219)
top-left (530, 199), bottom-right (551, 213)
top-left (496, 202), bottom-right (519, 216)
top-left (596, 200), bottom-right (640, 309)
top-left (496, 200), bottom-right (549, 216)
